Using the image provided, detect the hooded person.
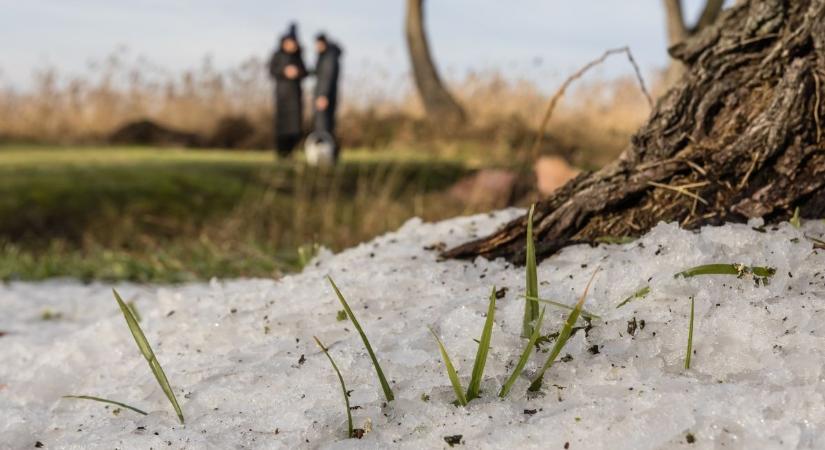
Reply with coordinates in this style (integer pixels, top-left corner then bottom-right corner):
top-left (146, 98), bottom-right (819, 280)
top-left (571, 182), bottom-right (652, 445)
top-left (311, 33), bottom-right (343, 156)
top-left (268, 23), bottom-right (307, 157)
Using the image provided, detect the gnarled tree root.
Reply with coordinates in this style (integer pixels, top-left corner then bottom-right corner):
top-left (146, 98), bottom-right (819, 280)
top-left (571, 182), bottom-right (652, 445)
top-left (445, 0), bottom-right (825, 264)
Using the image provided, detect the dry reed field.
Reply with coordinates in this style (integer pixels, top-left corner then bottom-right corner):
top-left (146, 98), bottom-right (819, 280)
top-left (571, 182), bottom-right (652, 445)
top-left (0, 51), bottom-right (656, 163)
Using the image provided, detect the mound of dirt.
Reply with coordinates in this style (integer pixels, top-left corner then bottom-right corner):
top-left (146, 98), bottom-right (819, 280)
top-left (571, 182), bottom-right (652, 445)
top-left (207, 116), bottom-right (258, 149)
top-left (108, 119), bottom-right (203, 147)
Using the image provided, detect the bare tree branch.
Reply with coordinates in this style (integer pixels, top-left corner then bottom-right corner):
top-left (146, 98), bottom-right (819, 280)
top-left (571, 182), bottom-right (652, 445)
top-left (694, 0), bottom-right (725, 32)
top-left (529, 47), bottom-right (653, 160)
top-left (663, 0), bottom-right (689, 46)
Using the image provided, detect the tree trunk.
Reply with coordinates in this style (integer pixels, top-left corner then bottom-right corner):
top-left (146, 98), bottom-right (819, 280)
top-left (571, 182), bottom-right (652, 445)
top-left (662, 0), bottom-right (725, 86)
top-left (405, 0), bottom-right (466, 125)
top-left (445, 0), bottom-right (825, 264)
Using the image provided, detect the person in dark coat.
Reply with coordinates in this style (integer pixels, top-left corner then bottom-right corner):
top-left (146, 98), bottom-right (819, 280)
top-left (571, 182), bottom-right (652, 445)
top-left (268, 24), bottom-right (307, 157)
top-left (311, 34), bottom-right (342, 151)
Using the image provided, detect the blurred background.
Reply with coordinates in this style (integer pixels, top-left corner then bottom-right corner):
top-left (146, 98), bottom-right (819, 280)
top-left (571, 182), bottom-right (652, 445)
top-left (0, 0), bottom-right (731, 282)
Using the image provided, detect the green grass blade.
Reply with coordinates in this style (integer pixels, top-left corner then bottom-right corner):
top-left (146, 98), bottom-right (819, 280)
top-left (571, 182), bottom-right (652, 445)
top-left (523, 204), bottom-right (540, 338)
top-left (127, 300), bottom-right (142, 322)
top-left (499, 307), bottom-right (545, 398)
top-left (674, 263), bottom-right (776, 279)
top-left (676, 263), bottom-right (739, 277)
top-left (749, 266), bottom-right (776, 278)
top-left (314, 336), bottom-right (353, 439)
top-left (327, 277), bottom-right (394, 402)
top-left (113, 289), bottom-right (184, 424)
top-left (63, 395), bottom-right (148, 416)
top-left (466, 286), bottom-right (496, 402)
top-left (298, 243), bottom-right (320, 269)
top-left (429, 327), bottom-right (467, 406)
top-left (523, 295), bottom-right (601, 320)
top-left (616, 286), bottom-right (651, 309)
top-left (790, 207), bottom-right (801, 228)
top-left (528, 270), bottom-right (598, 392)
top-left (685, 297), bottom-right (695, 369)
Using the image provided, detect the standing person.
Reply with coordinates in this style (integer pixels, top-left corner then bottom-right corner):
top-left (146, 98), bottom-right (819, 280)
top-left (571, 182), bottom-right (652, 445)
top-left (268, 23), bottom-right (307, 157)
top-left (311, 33), bottom-right (342, 157)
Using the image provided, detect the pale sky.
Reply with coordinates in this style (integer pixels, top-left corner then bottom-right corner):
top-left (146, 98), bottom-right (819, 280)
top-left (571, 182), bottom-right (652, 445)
top-left (0, 1), bottom-right (730, 92)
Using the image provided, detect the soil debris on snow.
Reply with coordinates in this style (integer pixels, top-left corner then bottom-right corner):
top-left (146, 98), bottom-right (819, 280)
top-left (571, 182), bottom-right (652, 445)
top-left (1, 209), bottom-right (825, 448)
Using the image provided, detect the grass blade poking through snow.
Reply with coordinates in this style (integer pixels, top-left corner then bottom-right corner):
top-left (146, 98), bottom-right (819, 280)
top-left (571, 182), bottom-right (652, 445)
top-left (674, 263), bottom-right (776, 279)
top-left (466, 286), bottom-right (496, 402)
top-left (327, 276), bottom-right (394, 402)
top-left (429, 327), bottom-right (467, 406)
top-left (528, 269), bottom-right (598, 392)
top-left (524, 295), bottom-right (601, 320)
top-left (523, 204), bottom-right (540, 338)
top-left (594, 235), bottom-right (636, 245)
top-left (499, 307), bottom-right (545, 398)
top-left (112, 289), bottom-right (184, 424)
top-left (62, 395), bottom-right (148, 416)
top-left (685, 297), bottom-right (695, 369)
top-left (790, 207), bottom-right (801, 228)
top-left (313, 336), bottom-right (354, 439)
top-left (127, 300), bottom-right (141, 322)
top-left (616, 286), bottom-right (651, 309)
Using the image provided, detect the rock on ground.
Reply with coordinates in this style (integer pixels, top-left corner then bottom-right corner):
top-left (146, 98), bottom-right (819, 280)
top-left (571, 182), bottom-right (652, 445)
top-left (2, 209), bottom-right (825, 449)
top-left (447, 169), bottom-right (517, 210)
top-left (534, 155), bottom-right (579, 196)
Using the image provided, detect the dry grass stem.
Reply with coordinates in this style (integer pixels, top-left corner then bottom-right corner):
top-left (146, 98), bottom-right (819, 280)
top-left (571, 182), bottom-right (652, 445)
top-left (530, 46), bottom-right (654, 159)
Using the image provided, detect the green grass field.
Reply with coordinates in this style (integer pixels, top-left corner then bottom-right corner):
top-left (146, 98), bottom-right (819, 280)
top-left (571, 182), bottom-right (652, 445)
top-left (0, 145), bottom-right (488, 282)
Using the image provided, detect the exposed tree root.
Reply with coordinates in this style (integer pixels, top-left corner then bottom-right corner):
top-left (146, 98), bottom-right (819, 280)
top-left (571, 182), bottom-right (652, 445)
top-left (445, 0), bottom-right (825, 263)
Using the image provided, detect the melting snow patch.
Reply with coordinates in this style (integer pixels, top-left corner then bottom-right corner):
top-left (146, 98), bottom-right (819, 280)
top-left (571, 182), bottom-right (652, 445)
top-left (2, 209), bottom-right (825, 449)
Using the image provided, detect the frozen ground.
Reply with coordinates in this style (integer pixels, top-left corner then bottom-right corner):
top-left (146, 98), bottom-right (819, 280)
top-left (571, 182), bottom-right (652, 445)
top-left (2, 209), bottom-right (825, 449)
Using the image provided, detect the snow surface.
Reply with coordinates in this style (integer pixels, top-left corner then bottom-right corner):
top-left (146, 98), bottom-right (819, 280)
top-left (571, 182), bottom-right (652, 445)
top-left (2, 210), bottom-right (825, 449)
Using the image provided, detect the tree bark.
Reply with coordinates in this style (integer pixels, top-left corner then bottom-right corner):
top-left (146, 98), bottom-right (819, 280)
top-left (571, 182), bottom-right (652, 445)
top-left (663, 0), bottom-right (726, 86)
top-left (445, 0), bottom-right (825, 264)
top-left (405, 0), bottom-right (466, 125)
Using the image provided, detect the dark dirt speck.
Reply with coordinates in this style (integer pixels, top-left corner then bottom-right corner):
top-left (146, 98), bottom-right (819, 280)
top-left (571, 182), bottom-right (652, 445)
top-left (587, 345), bottom-right (600, 355)
top-left (444, 435), bottom-right (463, 446)
top-left (627, 317), bottom-right (638, 336)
